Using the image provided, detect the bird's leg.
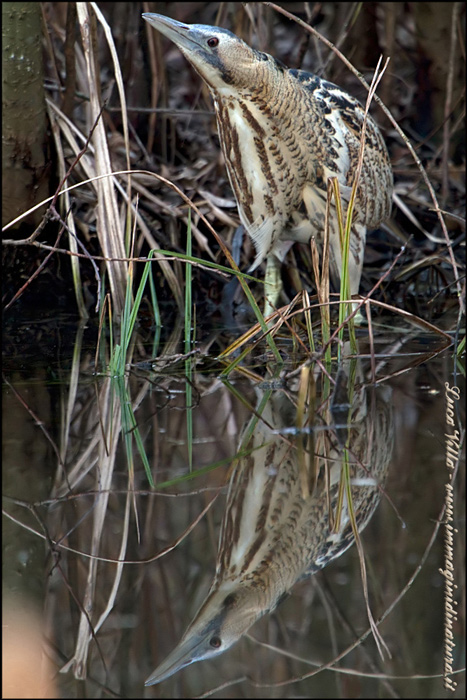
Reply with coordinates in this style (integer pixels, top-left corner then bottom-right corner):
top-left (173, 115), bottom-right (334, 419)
top-left (263, 254), bottom-right (282, 317)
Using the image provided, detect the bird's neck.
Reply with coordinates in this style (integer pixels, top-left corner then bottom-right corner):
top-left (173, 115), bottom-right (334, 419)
top-left (212, 63), bottom-right (292, 118)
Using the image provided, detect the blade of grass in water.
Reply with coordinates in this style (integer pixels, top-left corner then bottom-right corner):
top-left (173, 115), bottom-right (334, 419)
top-left (109, 250), bottom-right (156, 376)
top-left (116, 374), bottom-right (155, 488)
top-left (185, 210), bottom-right (193, 471)
top-left (107, 250), bottom-right (157, 486)
top-left (148, 250), bottom-right (162, 357)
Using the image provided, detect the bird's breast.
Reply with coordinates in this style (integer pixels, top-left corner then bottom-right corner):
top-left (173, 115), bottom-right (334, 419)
top-left (211, 78), bottom-right (390, 267)
top-left (213, 92), bottom-right (332, 263)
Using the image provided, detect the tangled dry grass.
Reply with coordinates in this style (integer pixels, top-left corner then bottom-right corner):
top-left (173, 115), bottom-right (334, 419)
top-left (3, 2), bottom-right (465, 338)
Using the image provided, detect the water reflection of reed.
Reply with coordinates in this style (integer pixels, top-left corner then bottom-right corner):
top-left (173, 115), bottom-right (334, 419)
top-left (7, 326), bottom-right (458, 696)
top-left (146, 350), bottom-right (394, 685)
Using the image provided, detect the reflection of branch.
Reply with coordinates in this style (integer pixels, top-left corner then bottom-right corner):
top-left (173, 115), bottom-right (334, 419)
top-left (2, 501), bottom-right (107, 677)
top-left (2, 375), bottom-right (64, 473)
top-left (138, 492), bottom-right (220, 564)
top-left (245, 632), bottom-right (457, 682)
top-left (3, 492), bottom-right (220, 566)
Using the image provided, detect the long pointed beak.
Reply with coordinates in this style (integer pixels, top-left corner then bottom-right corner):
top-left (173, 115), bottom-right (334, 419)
top-left (142, 13), bottom-right (199, 53)
top-left (145, 632), bottom-right (208, 686)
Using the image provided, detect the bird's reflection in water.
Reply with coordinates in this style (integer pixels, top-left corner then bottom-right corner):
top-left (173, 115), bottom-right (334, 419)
top-left (146, 352), bottom-right (394, 686)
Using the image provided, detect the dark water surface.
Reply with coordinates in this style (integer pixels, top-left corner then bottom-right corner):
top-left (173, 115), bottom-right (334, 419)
top-left (2, 312), bottom-right (465, 699)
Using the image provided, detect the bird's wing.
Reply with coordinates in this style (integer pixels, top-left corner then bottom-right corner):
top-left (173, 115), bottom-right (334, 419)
top-left (290, 69), bottom-right (393, 226)
top-left (289, 70), bottom-right (367, 128)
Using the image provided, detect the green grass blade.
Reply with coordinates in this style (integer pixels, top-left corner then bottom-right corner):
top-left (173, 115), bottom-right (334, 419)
top-left (185, 210), bottom-right (193, 471)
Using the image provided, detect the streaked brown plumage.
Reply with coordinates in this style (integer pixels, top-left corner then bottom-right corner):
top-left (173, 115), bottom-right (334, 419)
top-left (144, 352), bottom-right (394, 685)
top-left (143, 13), bottom-right (393, 314)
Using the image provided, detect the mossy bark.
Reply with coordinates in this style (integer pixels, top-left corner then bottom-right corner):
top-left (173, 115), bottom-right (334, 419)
top-left (2, 2), bottom-right (50, 228)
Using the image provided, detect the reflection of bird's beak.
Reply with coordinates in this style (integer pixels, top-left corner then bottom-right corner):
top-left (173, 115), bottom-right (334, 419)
top-left (142, 13), bottom-right (201, 54)
top-left (145, 630), bottom-right (207, 686)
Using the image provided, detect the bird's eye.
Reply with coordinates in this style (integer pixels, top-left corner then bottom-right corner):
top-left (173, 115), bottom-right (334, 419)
top-left (209, 636), bottom-right (221, 648)
top-left (207, 37), bottom-right (219, 48)
top-left (223, 594), bottom-right (236, 607)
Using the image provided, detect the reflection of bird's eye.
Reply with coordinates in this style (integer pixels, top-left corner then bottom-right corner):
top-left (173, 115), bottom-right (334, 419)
top-left (223, 594), bottom-right (235, 607)
top-left (209, 636), bottom-right (221, 648)
top-left (207, 37), bottom-right (219, 48)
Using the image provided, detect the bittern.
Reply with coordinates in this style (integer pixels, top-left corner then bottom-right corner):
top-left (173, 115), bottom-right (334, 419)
top-left (145, 354), bottom-right (394, 685)
top-left (143, 13), bottom-right (393, 315)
